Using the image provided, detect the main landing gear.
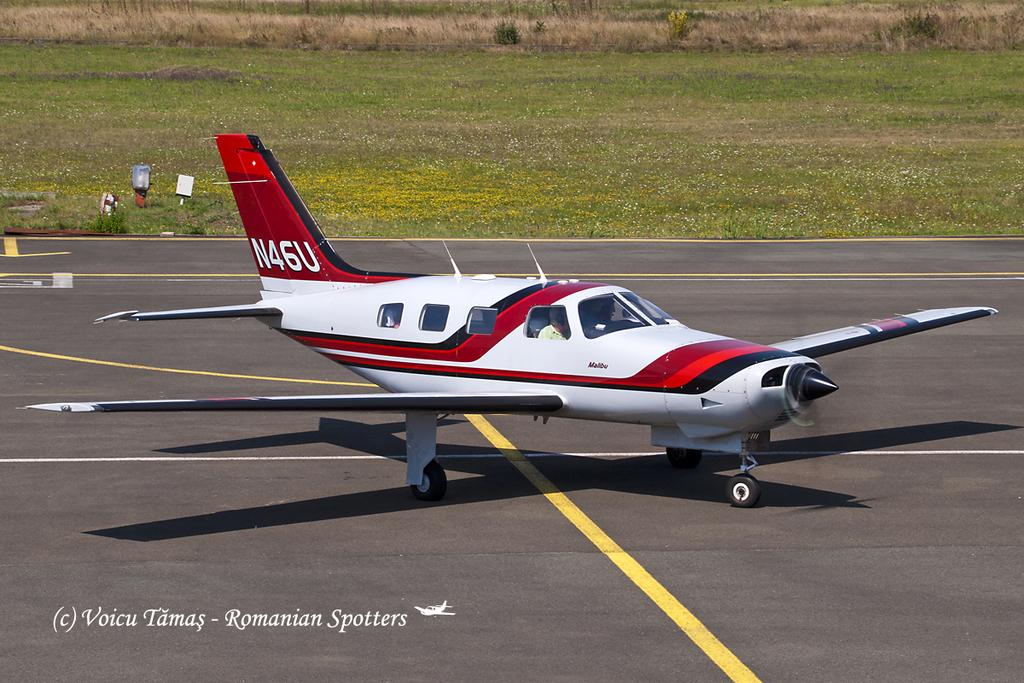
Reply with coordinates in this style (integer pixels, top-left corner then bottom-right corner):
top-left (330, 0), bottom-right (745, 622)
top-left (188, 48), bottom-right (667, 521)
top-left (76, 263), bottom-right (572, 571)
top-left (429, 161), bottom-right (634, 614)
top-left (666, 448), bottom-right (702, 469)
top-left (405, 412), bottom-right (448, 502)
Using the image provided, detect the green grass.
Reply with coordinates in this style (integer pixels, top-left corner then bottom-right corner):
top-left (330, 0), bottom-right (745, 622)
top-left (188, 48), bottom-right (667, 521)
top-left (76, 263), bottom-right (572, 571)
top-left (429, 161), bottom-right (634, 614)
top-left (2, 44), bottom-right (1022, 237)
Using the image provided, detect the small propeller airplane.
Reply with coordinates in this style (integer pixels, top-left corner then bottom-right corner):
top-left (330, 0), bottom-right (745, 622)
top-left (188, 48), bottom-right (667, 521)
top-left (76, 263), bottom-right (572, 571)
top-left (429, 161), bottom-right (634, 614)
top-left (26, 134), bottom-right (998, 507)
top-left (414, 601), bottom-right (455, 617)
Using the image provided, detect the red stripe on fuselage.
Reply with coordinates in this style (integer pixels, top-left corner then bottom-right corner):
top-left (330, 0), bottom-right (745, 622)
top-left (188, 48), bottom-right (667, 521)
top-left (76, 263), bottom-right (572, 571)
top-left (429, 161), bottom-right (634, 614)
top-left (288, 281), bottom-right (601, 362)
top-left (311, 338), bottom-right (777, 391)
top-left (663, 341), bottom-right (780, 387)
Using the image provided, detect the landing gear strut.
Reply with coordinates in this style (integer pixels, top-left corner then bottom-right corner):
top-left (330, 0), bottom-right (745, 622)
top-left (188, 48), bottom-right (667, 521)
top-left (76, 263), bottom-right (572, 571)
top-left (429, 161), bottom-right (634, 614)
top-left (666, 448), bottom-right (702, 469)
top-left (727, 451), bottom-right (761, 507)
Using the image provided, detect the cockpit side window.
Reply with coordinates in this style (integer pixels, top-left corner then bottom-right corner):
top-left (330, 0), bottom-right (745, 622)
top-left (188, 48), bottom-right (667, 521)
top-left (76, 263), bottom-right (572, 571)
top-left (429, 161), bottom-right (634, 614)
top-left (419, 304), bottom-right (450, 332)
top-left (578, 294), bottom-right (647, 339)
top-left (466, 307), bottom-right (498, 335)
top-left (620, 292), bottom-right (677, 326)
top-left (377, 303), bottom-right (404, 329)
top-left (525, 305), bottom-right (571, 340)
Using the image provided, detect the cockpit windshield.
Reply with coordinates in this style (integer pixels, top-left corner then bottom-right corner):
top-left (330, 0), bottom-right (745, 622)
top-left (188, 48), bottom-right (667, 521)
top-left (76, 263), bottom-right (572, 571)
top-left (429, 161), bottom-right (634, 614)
top-left (578, 294), bottom-right (647, 339)
top-left (619, 291), bottom-right (678, 326)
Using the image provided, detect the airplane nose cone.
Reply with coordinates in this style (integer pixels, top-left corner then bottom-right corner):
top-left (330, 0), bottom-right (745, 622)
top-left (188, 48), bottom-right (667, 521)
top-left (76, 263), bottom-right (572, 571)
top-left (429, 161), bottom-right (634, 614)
top-left (798, 368), bottom-right (839, 401)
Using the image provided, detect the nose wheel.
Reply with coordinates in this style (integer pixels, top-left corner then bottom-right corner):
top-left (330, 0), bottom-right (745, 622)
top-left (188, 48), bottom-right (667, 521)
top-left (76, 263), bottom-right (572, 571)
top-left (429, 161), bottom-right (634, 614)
top-left (726, 450), bottom-right (761, 507)
top-left (727, 474), bottom-right (760, 508)
top-left (666, 448), bottom-right (702, 469)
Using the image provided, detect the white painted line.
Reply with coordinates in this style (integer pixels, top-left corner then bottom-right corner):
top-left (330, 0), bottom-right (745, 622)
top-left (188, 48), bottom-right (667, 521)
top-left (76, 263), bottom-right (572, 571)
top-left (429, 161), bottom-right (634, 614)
top-left (0, 449), bottom-right (1020, 463)
top-left (0, 280), bottom-right (44, 288)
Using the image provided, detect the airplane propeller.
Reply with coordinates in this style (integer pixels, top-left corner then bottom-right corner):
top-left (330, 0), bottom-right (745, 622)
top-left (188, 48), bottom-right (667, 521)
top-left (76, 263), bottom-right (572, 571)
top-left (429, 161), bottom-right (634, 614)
top-left (782, 363), bottom-right (839, 427)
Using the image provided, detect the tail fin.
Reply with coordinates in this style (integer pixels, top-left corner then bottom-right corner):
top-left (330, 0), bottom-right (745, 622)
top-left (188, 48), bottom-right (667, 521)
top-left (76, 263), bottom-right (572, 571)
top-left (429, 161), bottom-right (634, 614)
top-left (216, 134), bottom-right (416, 293)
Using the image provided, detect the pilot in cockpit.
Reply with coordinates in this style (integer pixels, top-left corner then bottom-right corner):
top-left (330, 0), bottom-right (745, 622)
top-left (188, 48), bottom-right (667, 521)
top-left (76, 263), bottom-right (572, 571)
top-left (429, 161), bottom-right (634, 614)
top-left (580, 296), bottom-right (615, 338)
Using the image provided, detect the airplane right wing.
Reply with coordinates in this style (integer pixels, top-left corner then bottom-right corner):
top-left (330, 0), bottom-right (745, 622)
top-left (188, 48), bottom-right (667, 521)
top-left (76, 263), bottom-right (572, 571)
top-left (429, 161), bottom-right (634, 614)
top-left (772, 307), bottom-right (997, 358)
top-left (25, 392), bottom-right (563, 414)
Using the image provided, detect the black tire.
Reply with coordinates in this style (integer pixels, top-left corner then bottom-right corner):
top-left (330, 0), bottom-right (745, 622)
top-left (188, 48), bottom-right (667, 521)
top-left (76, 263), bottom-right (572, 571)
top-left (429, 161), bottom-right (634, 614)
top-left (410, 460), bottom-right (447, 501)
top-left (726, 474), bottom-right (760, 508)
top-left (666, 448), bottom-right (703, 469)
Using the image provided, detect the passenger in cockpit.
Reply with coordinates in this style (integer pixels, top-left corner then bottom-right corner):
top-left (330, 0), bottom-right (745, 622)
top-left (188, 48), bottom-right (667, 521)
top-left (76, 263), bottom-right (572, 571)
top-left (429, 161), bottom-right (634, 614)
top-left (538, 308), bottom-right (570, 341)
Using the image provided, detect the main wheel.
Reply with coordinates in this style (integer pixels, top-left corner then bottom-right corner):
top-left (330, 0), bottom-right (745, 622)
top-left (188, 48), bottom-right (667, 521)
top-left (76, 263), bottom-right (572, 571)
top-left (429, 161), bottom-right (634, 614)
top-left (726, 474), bottom-right (760, 508)
top-left (410, 460), bottom-right (448, 501)
top-left (667, 448), bottom-right (702, 469)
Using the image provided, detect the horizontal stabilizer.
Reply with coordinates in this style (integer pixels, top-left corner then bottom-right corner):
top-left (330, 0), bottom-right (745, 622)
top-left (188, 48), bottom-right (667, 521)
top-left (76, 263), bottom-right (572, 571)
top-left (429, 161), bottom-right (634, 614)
top-left (25, 392), bottom-right (564, 414)
top-left (94, 303), bottom-right (282, 323)
top-left (773, 307), bottom-right (997, 358)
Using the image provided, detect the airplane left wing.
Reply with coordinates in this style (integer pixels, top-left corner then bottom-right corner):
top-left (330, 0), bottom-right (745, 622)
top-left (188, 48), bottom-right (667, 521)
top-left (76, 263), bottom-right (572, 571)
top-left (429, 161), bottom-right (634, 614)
top-left (24, 393), bottom-right (563, 414)
top-left (773, 307), bottom-right (997, 358)
top-left (94, 303), bottom-right (282, 323)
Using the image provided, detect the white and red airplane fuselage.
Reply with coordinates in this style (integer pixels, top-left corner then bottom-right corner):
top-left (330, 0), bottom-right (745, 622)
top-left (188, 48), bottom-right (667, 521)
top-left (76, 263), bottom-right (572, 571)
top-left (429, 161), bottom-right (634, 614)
top-left (29, 134), bottom-right (996, 508)
top-left (271, 274), bottom-right (810, 450)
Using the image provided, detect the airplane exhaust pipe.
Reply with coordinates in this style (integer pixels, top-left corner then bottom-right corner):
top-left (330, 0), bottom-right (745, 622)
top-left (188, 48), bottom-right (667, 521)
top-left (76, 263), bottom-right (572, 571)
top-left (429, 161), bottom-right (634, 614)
top-left (787, 364), bottom-right (839, 403)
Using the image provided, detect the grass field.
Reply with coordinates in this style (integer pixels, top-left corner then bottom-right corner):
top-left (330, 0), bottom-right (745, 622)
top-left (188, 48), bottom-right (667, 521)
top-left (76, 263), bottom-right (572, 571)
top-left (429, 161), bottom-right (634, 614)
top-left (2, 44), bottom-right (1023, 238)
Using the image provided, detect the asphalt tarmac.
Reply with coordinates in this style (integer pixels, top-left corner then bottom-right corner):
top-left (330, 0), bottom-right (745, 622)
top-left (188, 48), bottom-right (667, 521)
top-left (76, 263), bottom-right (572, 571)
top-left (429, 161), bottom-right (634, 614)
top-left (1, 236), bottom-right (1021, 681)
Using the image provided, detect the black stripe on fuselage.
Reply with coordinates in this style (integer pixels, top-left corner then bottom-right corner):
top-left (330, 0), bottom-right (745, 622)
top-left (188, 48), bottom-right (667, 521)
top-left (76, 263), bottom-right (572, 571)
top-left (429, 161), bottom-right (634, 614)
top-left (795, 309), bottom-right (994, 358)
top-left (674, 349), bottom-right (797, 394)
top-left (247, 134), bottom-right (421, 281)
top-left (333, 348), bottom-right (794, 394)
top-left (281, 282), bottom-right (548, 351)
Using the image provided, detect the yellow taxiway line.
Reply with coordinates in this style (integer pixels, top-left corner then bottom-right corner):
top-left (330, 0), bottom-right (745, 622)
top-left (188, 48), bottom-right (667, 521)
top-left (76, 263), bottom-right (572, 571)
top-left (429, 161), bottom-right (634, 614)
top-left (2, 340), bottom-right (760, 680)
top-left (466, 414), bottom-right (761, 682)
top-left (1, 237), bottom-right (70, 258)
top-left (0, 344), bottom-right (375, 388)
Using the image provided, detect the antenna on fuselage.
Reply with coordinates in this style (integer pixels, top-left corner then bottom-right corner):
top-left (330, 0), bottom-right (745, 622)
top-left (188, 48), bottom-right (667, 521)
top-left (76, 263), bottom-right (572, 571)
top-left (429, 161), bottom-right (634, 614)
top-left (442, 241), bottom-right (462, 279)
top-left (526, 243), bottom-right (547, 283)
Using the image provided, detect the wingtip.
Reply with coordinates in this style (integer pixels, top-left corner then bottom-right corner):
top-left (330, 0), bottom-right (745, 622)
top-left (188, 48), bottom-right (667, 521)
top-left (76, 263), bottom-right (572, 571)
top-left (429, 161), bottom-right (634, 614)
top-left (94, 310), bottom-right (139, 324)
top-left (24, 402), bottom-right (98, 413)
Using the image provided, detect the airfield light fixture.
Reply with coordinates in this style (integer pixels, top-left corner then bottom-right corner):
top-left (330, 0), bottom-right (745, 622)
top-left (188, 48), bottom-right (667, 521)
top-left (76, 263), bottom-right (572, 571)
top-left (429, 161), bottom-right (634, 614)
top-left (131, 164), bottom-right (151, 208)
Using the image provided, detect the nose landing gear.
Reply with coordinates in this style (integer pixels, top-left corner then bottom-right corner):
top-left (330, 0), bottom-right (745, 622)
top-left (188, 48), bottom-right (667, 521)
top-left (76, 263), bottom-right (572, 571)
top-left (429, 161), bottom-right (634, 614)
top-left (661, 433), bottom-right (767, 507)
top-left (728, 451), bottom-right (761, 507)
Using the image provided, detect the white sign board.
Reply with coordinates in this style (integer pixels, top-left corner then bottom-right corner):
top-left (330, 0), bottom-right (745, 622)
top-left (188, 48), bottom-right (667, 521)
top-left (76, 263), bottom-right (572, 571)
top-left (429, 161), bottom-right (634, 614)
top-left (175, 174), bottom-right (195, 198)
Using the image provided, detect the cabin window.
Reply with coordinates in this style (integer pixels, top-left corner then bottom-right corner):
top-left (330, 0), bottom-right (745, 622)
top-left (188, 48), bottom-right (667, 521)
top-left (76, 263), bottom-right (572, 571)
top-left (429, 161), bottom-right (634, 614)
top-left (377, 303), bottom-right (403, 329)
top-left (419, 304), bottom-right (450, 332)
top-left (578, 294), bottom-right (646, 339)
top-left (466, 307), bottom-right (498, 335)
top-left (620, 291), bottom-right (677, 326)
top-left (525, 305), bottom-right (571, 340)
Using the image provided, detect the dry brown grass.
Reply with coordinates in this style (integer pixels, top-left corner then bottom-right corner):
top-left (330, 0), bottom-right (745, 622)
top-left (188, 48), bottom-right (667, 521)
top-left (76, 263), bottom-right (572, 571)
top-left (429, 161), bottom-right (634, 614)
top-left (1, 2), bottom-right (1023, 51)
top-left (686, 3), bottom-right (1024, 51)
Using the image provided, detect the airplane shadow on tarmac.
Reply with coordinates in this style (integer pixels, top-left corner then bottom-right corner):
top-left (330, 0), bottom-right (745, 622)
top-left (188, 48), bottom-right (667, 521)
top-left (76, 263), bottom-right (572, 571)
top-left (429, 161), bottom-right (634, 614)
top-left (85, 418), bottom-right (1018, 542)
